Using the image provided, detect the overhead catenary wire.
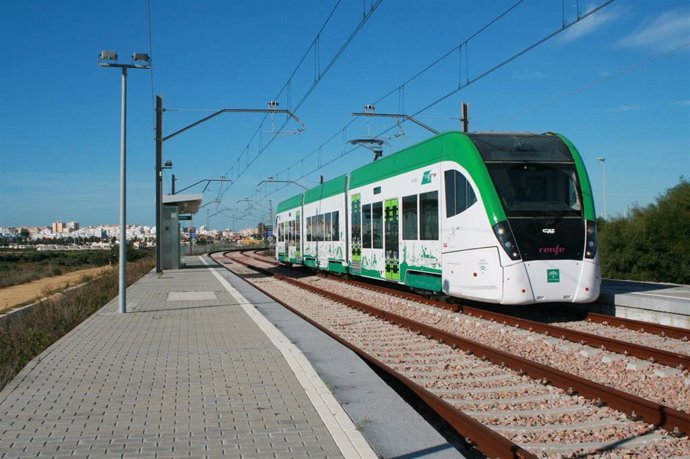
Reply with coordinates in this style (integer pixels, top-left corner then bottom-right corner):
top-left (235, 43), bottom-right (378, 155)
top-left (246, 0), bottom-right (531, 203)
top-left (219, 0), bottom-right (344, 182)
top-left (214, 0), bottom-right (384, 205)
top-left (245, 0), bottom-right (617, 208)
top-left (500, 40), bottom-right (690, 123)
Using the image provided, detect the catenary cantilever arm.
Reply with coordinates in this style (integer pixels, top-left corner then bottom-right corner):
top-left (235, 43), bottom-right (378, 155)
top-left (163, 108), bottom-right (304, 142)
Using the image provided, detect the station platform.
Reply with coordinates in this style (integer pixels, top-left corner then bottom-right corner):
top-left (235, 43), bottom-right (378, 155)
top-left (0, 256), bottom-right (463, 458)
top-left (596, 279), bottom-right (690, 328)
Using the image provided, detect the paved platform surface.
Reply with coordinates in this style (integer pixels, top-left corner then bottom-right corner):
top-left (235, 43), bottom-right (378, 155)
top-left (598, 279), bottom-right (690, 328)
top-left (213, 257), bottom-right (464, 459)
top-left (0, 257), bottom-right (369, 458)
top-left (0, 256), bottom-right (464, 458)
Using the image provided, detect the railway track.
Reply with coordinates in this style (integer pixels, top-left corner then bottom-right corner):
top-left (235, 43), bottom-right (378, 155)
top-left (246, 250), bottom-right (690, 367)
top-left (235, 251), bottom-right (690, 413)
top-left (213, 251), bottom-right (690, 458)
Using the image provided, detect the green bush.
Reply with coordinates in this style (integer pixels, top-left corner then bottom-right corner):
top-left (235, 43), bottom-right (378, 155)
top-left (599, 178), bottom-right (690, 284)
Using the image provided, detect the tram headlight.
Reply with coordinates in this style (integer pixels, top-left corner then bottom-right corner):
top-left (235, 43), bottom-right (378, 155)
top-left (585, 220), bottom-right (598, 259)
top-left (493, 221), bottom-right (521, 260)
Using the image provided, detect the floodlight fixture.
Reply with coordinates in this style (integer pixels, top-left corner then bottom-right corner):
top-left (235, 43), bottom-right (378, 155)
top-left (268, 100), bottom-right (280, 109)
top-left (163, 160), bottom-right (173, 169)
top-left (100, 50), bottom-right (118, 61)
top-left (363, 104), bottom-right (375, 112)
top-left (132, 52), bottom-right (150, 62)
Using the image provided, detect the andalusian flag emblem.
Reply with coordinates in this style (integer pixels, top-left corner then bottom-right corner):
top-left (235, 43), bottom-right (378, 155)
top-left (547, 269), bottom-right (560, 283)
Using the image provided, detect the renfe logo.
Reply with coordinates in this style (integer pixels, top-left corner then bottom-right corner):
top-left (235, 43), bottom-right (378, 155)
top-left (539, 245), bottom-right (566, 255)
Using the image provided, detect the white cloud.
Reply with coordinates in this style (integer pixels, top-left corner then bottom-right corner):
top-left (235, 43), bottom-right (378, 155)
top-left (619, 8), bottom-right (690, 51)
top-left (558, 4), bottom-right (620, 44)
top-left (606, 104), bottom-right (640, 112)
top-left (672, 100), bottom-right (690, 106)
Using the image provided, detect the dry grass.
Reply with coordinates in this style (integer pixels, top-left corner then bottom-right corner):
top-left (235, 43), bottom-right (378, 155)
top-left (0, 256), bottom-right (154, 391)
top-left (0, 266), bottom-right (111, 313)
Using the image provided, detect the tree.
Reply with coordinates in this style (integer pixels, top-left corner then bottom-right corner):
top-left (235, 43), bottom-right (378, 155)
top-left (599, 178), bottom-right (690, 284)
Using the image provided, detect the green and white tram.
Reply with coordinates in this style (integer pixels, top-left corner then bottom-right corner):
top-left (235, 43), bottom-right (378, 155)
top-left (275, 131), bottom-right (601, 304)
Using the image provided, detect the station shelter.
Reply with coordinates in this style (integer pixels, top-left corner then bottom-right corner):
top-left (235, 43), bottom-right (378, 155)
top-left (161, 193), bottom-right (202, 269)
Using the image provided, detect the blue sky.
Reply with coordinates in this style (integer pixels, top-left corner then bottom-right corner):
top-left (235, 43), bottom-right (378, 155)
top-left (1, 0), bottom-right (688, 230)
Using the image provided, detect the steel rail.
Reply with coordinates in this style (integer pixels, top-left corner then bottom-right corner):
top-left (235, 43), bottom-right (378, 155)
top-left (585, 312), bottom-right (690, 341)
top-left (244, 252), bottom-right (690, 368)
top-left (221, 251), bottom-right (690, 435)
top-left (215, 252), bottom-right (534, 459)
top-left (277, 273), bottom-right (690, 436)
top-left (317, 274), bottom-right (690, 369)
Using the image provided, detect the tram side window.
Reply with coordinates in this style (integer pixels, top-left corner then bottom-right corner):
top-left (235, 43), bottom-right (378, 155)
top-left (420, 191), bottom-right (439, 240)
top-left (445, 170), bottom-right (477, 217)
top-left (372, 202), bottom-right (383, 249)
top-left (307, 217), bottom-right (312, 242)
top-left (295, 217), bottom-right (302, 247)
top-left (289, 220), bottom-right (294, 243)
top-left (325, 213), bottom-right (332, 241)
top-left (332, 211), bottom-right (339, 241)
top-left (362, 204), bottom-right (372, 248)
top-left (402, 194), bottom-right (418, 240)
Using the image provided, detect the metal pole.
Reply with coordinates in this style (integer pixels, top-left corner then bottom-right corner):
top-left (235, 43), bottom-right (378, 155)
top-left (461, 102), bottom-right (469, 133)
top-left (597, 157), bottom-right (607, 220)
top-left (155, 96), bottom-right (163, 273)
top-left (268, 199), bottom-right (273, 236)
top-left (119, 67), bottom-right (128, 313)
top-left (268, 199), bottom-right (274, 249)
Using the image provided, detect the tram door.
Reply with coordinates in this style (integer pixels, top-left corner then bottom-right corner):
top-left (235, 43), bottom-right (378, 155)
top-left (384, 198), bottom-right (400, 281)
top-left (350, 194), bottom-right (362, 273)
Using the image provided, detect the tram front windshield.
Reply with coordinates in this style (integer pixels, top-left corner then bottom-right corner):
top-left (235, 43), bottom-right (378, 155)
top-left (468, 133), bottom-right (583, 218)
top-left (486, 163), bottom-right (582, 217)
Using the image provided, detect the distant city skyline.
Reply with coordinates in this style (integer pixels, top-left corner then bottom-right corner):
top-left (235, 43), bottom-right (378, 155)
top-left (1, 1), bottom-right (688, 228)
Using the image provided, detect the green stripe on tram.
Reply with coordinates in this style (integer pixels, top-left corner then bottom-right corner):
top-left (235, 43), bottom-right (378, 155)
top-left (348, 132), bottom-right (507, 226)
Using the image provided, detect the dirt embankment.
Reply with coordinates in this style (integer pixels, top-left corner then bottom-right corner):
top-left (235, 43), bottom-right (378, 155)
top-left (0, 266), bottom-right (111, 313)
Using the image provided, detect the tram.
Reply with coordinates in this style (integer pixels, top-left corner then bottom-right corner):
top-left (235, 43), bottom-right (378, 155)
top-left (275, 132), bottom-right (600, 304)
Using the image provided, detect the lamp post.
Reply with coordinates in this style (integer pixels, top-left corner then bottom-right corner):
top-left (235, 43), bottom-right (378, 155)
top-left (597, 157), bottom-right (607, 220)
top-left (99, 50), bottom-right (150, 314)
